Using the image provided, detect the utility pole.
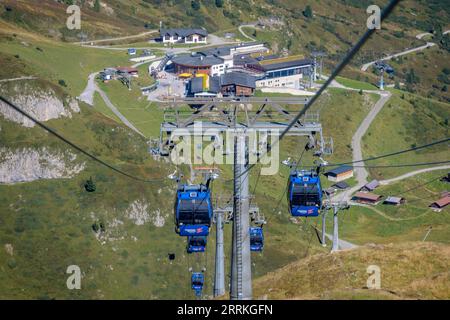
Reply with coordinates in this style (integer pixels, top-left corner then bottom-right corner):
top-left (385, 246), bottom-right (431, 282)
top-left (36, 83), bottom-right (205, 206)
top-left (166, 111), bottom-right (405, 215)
top-left (312, 51), bottom-right (326, 81)
top-left (331, 205), bottom-right (339, 252)
top-left (321, 211), bottom-right (327, 247)
top-left (322, 201), bottom-right (349, 253)
top-left (230, 133), bottom-right (252, 300)
top-left (213, 210), bottom-right (225, 297)
top-left (422, 226), bottom-right (433, 242)
top-left (312, 56), bottom-right (318, 82)
top-left (379, 69), bottom-right (384, 90)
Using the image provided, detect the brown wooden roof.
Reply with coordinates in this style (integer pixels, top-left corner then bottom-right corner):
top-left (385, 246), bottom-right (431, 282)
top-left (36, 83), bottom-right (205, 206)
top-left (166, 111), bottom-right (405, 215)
top-left (430, 196), bottom-right (450, 208)
top-left (354, 192), bottom-right (382, 201)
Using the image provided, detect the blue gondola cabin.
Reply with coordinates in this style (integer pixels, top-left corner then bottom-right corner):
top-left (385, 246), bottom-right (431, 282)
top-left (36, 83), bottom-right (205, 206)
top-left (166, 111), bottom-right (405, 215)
top-left (187, 236), bottom-right (207, 253)
top-left (191, 272), bottom-right (204, 297)
top-left (175, 184), bottom-right (213, 236)
top-left (288, 170), bottom-right (322, 217)
top-left (249, 227), bottom-right (264, 252)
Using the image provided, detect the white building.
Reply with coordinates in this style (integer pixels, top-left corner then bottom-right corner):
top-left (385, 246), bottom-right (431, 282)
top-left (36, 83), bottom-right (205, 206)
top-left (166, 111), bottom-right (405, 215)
top-left (159, 28), bottom-right (208, 44)
top-left (256, 74), bottom-right (305, 89)
top-left (255, 57), bottom-right (313, 89)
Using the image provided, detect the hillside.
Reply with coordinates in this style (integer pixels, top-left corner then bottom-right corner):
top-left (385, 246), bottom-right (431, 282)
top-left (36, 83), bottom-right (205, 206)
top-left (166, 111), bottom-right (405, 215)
top-left (253, 242), bottom-right (450, 300)
top-left (0, 0), bottom-right (449, 301)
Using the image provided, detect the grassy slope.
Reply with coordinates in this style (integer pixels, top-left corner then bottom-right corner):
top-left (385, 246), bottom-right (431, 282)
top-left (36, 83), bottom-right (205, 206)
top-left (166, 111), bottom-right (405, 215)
top-left (97, 80), bottom-right (162, 138)
top-left (388, 46), bottom-right (450, 102)
top-left (253, 242), bottom-right (450, 300)
top-left (335, 76), bottom-right (378, 90)
top-left (362, 89), bottom-right (450, 180)
top-left (335, 170), bottom-right (450, 245)
top-left (0, 2), bottom-right (449, 300)
top-left (0, 28), bottom-right (329, 299)
top-left (0, 31), bottom-right (130, 96)
top-left (0, 96), bottom-right (184, 299)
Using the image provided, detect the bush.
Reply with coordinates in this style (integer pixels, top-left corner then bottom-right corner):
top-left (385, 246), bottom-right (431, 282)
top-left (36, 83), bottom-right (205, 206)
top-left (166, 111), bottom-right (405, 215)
top-left (303, 5), bottom-right (313, 18)
top-left (94, 0), bottom-right (100, 12)
top-left (7, 259), bottom-right (17, 269)
top-left (191, 0), bottom-right (200, 10)
top-left (58, 79), bottom-right (67, 87)
top-left (84, 176), bottom-right (96, 192)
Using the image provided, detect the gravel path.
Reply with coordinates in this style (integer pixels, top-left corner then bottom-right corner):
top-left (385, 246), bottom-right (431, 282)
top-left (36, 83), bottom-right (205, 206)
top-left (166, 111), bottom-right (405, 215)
top-left (361, 30), bottom-right (450, 71)
top-left (238, 24), bottom-right (257, 41)
top-left (73, 30), bottom-right (157, 45)
top-left (379, 165), bottom-right (450, 185)
top-left (78, 72), bottom-right (145, 137)
top-left (0, 76), bottom-right (37, 83)
top-left (323, 232), bottom-right (358, 250)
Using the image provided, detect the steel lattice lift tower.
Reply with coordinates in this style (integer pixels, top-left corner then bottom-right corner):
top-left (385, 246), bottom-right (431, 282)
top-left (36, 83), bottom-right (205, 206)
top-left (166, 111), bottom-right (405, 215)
top-left (159, 96), bottom-right (331, 300)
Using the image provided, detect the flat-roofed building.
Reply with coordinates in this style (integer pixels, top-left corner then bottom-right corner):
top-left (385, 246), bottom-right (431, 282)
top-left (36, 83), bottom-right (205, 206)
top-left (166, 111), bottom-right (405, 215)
top-left (253, 56), bottom-right (313, 89)
top-left (324, 165), bottom-right (354, 182)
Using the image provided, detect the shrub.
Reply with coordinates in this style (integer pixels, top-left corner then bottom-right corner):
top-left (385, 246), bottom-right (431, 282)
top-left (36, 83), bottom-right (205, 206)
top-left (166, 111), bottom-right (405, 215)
top-left (84, 176), bottom-right (96, 192)
top-left (303, 5), bottom-right (313, 18)
top-left (191, 0), bottom-right (200, 10)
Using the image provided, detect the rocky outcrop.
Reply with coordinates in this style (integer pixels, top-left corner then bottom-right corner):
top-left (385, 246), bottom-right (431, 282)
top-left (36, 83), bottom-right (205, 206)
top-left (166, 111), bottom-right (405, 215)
top-left (125, 199), bottom-right (166, 227)
top-left (125, 199), bottom-right (151, 226)
top-left (0, 82), bottom-right (80, 127)
top-left (0, 147), bottom-right (85, 184)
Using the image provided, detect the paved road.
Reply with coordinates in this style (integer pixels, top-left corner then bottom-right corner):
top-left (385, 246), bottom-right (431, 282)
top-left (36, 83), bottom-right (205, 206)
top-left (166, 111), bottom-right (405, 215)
top-left (323, 232), bottom-right (357, 250)
top-left (416, 30), bottom-right (450, 40)
top-left (361, 43), bottom-right (435, 71)
top-left (96, 87), bottom-right (145, 137)
top-left (379, 165), bottom-right (450, 185)
top-left (0, 76), bottom-right (37, 83)
top-left (361, 30), bottom-right (450, 71)
top-left (238, 24), bottom-right (257, 41)
top-left (78, 72), bottom-right (145, 137)
top-left (80, 35), bottom-right (238, 53)
top-left (78, 72), bottom-right (97, 106)
top-left (332, 91), bottom-right (391, 202)
top-left (324, 76), bottom-right (392, 202)
top-left (352, 91), bottom-right (392, 186)
top-left (73, 30), bottom-right (157, 45)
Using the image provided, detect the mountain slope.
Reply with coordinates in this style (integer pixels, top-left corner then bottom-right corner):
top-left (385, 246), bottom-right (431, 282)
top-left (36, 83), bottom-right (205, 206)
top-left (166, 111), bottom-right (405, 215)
top-left (254, 242), bottom-right (450, 300)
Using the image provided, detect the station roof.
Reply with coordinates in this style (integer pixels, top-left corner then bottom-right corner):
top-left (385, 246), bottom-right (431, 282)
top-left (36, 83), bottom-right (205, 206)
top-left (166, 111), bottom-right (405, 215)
top-left (172, 54), bottom-right (224, 67)
top-left (219, 72), bottom-right (256, 89)
top-left (260, 56), bottom-right (313, 71)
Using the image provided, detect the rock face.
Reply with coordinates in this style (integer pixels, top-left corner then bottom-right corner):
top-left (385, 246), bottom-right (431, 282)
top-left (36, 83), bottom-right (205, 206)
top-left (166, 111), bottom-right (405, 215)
top-left (0, 82), bottom-right (80, 127)
top-left (125, 200), bottom-right (151, 226)
top-left (0, 147), bottom-right (85, 184)
top-left (125, 199), bottom-right (166, 227)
